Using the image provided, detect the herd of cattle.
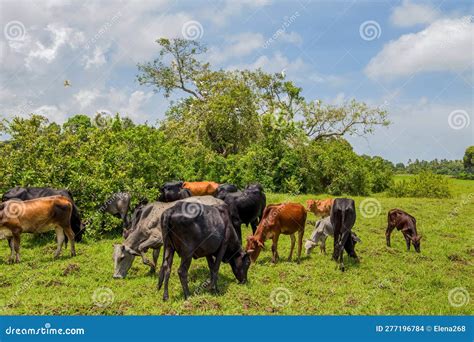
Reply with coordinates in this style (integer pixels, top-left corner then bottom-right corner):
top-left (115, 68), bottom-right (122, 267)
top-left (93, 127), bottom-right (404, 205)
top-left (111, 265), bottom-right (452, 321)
top-left (0, 181), bottom-right (422, 301)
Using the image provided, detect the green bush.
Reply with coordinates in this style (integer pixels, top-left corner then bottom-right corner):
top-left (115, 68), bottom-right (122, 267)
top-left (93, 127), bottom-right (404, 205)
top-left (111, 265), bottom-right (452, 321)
top-left (387, 171), bottom-right (452, 198)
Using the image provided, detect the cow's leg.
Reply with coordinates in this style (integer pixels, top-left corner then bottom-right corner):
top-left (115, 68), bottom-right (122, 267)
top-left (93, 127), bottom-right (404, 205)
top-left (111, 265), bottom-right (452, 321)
top-left (177, 257), bottom-right (192, 300)
top-left (138, 237), bottom-right (161, 269)
top-left (386, 225), bottom-right (395, 247)
top-left (209, 242), bottom-right (227, 294)
top-left (297, 229), bottom-right (303, 263)
top-left (320, 235), bottom-right (327, 254)
top-left (404, 234), bottom-right (411, 251)
top-left (271, 234), bottom-right (280, 263)
top-left (344, 234), bottom-right (359, 262)
top-left (150, 247), bottom-right (161, 275)
top-left (158, 245), bottom-right (174, 301)
top-left (63, 226), bottom-right (76, 257)
top-left (288, 234), bottom-right (295, 262)
top-left (250, 220), bottom-right (258, 235)
top-left (7, 238), bottom-right (13, 260)
top-left (54, 227), bottom-right (65, 259)
top-left (10, 233), bottom-right (21, 263)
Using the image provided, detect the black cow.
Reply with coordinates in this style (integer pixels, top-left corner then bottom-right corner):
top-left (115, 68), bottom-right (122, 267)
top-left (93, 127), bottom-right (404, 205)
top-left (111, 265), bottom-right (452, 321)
top-left (2, 187), bottom-right (84, 242)
top-left (101, 192), bottom-right (131, 229)
top-left (158, 202), bottom-right (250, 301)
top-left (158, 181), bottom-right (192, 202)
top-left (214, 183), bottom-right (239, 198)
top-left (330, 198), bottom-right (359, 271)
top-left (216, 183), bottom-right (266, 237)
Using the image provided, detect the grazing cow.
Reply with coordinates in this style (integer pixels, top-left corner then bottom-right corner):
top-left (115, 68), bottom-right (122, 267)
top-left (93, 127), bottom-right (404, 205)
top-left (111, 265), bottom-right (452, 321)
top-left (158, 202), bottom-right (250, 301)
top-left (157, 181), bottom-right (192, 202)
top-left (101, 192), bottom-right (131, 229)
top-left (306, 198), bottom-right (334, 217)
top-left (330, 198), bottom-right (358, 271)
top-left (214, 183), bottom-right (239, 198)
top-left (305, 216), bottom-right (361, 255)
top-left (2, 187), bottom-right (84, 242)
top-left (0, 196), bottom-right (76, 263)
top-left (183, 181), bottom-right (219, 196)
top-left (386, 209), bottom-right (421, 253)
top-left (122, 199), bottom-right (149, 238)
top-left (216, 184), bottom-right (266, 241)
top-left (113, 196), bottom-right (226, 278)
top-left (246, 202), bottom-right (306, 264)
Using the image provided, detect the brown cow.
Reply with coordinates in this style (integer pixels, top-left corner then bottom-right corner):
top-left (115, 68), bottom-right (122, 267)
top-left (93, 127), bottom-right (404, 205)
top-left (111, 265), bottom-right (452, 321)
top-left (246, 203), bottom-right (306, 264)
top-left (182, 181), bottom-right (219, 196)
top-left (386, 208), bottom-right (421, 253)
top-left (0, 196), bottom-right (76, 263)
top-left (306, 198), bottom-right (334, 217)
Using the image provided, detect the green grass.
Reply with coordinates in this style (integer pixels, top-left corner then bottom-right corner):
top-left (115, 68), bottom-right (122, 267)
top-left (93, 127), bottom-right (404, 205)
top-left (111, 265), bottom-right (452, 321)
top-left (0, 176), bottom-right (473, 315)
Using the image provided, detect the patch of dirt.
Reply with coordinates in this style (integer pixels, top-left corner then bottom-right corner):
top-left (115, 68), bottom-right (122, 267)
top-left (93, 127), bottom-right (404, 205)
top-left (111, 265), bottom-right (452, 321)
top-left (448, 254), bottom-right (469, 265)
top-left (62, 263), bottom-right (80, 276)
top-left (346, 296), bottom-right (359, 306)
top-left (0, 279), bottom-right (12, 287)
top-left (467, 248), bottom-right (474, 257)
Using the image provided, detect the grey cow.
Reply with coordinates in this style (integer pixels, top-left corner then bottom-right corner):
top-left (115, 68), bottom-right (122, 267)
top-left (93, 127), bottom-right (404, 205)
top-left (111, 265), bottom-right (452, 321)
top-left (113, 196), bottom-right (225, 278)
top-left (305, 217), bottom-right (361, 255)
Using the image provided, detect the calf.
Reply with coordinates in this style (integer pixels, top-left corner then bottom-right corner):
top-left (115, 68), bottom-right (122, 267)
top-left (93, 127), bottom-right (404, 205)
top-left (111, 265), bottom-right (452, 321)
top-left (305, 216), bottom-right (361, 255)
top-left (216, 183), bottom-right (266, 240)
top-left (330, 198), bottom-right (358, 271)
top-left (0, 196), bottom-right (76, 263)
top-left (246, 202), bottom-right (306, 264)
top-left (101, 192), bottom-right (131, 229)
top-left (113, 196), bottom-right (226, 278)
top-left (183, 181), bottom-right (219, 196)
top-left (386, 209), bottom-right (421, 253)
top-left (214, 183), bottom-right (239, 198)
top-left (158, 202), bottom-right (250, 301)
top-left (306, 198), bottom-right (334, 217)
top-left (157, 181), bottom-right (191, 202)
top-left (2, 187), bottom-right (84, 241)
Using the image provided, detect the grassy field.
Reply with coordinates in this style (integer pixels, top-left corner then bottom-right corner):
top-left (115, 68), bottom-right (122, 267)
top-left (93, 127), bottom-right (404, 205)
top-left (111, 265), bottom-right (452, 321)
top-left (0, 176), bottom-right (473, 315)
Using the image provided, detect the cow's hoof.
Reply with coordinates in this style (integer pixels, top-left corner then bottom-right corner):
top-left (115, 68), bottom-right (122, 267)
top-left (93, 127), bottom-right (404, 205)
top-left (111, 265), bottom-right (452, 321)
top-left (71, 252), bottom-right (76, 257)
top-left (163, 295), bottom-right (169, 301)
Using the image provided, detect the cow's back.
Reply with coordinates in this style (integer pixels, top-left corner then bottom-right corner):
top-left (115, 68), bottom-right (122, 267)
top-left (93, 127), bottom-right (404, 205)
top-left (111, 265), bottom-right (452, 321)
top-left (266, 203), bottom-right (306, 233)
top-left (183, 181), bottom-right (219, 196)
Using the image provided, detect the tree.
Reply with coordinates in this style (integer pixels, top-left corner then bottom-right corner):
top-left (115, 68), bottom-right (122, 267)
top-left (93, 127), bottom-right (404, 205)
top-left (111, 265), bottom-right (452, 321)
top-left (464, 146), bottom-right (474, 173)
top-left (301, 99), bottom-right (390, 141)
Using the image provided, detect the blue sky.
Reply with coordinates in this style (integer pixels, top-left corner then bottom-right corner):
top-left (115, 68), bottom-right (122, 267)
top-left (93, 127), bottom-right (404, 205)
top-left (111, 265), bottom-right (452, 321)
top-left (0, 0), bottom-right (472, 163)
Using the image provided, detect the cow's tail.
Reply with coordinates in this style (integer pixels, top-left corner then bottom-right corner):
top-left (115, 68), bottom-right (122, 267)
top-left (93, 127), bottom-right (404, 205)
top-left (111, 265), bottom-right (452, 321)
top-left (70, 203), bottom-right (84, 242)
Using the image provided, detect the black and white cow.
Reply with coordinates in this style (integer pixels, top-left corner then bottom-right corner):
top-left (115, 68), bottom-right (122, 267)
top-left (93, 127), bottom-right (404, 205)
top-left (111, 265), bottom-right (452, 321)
top-left (330, 198), bottom-right (359, 271)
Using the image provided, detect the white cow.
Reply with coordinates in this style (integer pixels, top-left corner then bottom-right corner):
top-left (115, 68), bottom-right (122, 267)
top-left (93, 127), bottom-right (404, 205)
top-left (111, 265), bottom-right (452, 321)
top-left (305, 217), bottom-right (361, 255)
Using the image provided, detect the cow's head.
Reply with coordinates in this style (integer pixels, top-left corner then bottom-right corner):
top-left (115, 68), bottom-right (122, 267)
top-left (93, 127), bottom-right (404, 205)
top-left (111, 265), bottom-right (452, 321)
top-left (305, 200), bottom-right (316, 212)
top-left (411, 235), bottom-right (422, 253)
top-left (229, 250), bottom-right (251, 284)
top-left (246, 236), bottom-right (264, 263)
top-left (112, 244), bottom-right (137, 278)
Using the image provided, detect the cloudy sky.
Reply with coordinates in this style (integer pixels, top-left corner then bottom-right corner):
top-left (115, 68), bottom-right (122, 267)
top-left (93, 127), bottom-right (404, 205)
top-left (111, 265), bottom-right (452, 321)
top-left (0, 0), bottom-right (472, 163)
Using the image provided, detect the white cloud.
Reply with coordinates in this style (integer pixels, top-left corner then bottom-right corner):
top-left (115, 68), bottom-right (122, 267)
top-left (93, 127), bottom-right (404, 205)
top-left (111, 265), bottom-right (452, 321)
top-left (209, 32), bottom-right (265, 64)
top-left (365, 16), bottom-right (474, 80)
top-left (25, 24), bottom-right (85, 69)
top-left (228, 52), bottom-right (306, 74)
top-left (83, 46), bottom-right (107, 70)
top-left (390, 0), bottom-right (440, 27)
top-left (74, 89), bottom-right (100, 109)
top-left (279, 31), bottom-right (303, 46)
